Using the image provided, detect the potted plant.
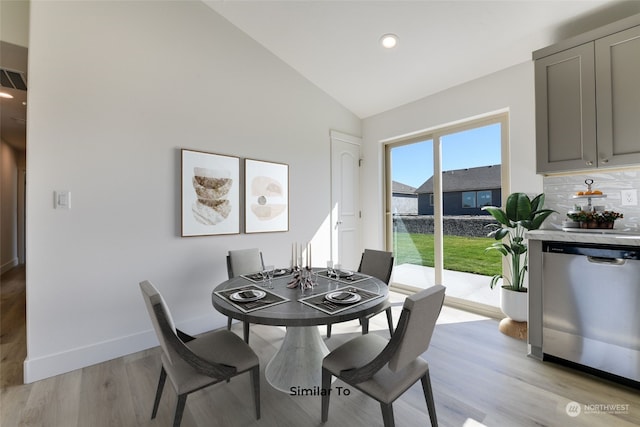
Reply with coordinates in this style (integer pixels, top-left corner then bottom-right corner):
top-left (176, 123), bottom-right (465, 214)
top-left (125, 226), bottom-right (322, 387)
top-left (482, 193), bottom-right (555, 322)
top-left (566, 210), bottom-right (623, 229)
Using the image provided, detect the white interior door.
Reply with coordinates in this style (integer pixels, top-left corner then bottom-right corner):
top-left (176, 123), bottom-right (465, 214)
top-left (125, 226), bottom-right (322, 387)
top-left (330, 131), bottom-right (361, 271)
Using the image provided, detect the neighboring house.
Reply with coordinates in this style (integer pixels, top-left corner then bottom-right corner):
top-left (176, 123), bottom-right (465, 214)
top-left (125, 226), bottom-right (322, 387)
top-left (415, 165), bottom-right (501, 215)
top-left (392, 181), bottom-right (418, 215)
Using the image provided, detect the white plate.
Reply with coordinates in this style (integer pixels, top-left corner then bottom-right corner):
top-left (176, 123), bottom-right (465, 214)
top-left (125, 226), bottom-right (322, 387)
top-left (230, 289), bottom-right (267, 302)
top-left (325, 291), bottom-right (361, 305)
top-left (273, 269), bottom-right (290, 277)
top-left (336, 270), bottom-right (354, 278)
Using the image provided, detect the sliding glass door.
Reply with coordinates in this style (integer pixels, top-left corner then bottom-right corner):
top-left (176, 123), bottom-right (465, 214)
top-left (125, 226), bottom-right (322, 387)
top-left (386, 114), bottom-right (507, 313)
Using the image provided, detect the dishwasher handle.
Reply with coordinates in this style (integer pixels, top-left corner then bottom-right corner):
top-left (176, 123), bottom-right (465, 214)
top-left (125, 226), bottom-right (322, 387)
top-left (587, 256), bottom-right (626, 266)
top-left (543, 241), bottom-right (640, 260)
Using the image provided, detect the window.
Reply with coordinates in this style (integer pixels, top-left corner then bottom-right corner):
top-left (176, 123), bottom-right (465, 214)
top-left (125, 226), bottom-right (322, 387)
top-left (462, 192), bottom-right (476, 208)
top-left (385, 113), bottom-right (507, 314)
top-left (477, 190), bottom-right (492, 207)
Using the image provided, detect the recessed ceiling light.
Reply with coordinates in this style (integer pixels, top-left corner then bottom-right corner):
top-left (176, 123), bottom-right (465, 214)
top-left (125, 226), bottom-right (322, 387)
top-left (380, 33), bottom-right (398, 49)
top-left (0, 91), bottom-right (14, 99)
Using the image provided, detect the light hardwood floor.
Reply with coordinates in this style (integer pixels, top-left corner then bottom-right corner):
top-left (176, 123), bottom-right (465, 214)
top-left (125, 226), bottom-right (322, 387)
top-left (1, 267), bottom-right (638, 426)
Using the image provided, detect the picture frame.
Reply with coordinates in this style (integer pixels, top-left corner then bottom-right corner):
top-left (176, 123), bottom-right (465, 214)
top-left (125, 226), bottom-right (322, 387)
top-left (244, 158), bottom-right (289, 233)
top-left (181, 149), bottom-right (240, 237)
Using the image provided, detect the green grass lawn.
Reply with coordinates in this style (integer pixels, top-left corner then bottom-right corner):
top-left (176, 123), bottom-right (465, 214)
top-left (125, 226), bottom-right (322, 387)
top-left (392, 232), bottom-right (502, 277)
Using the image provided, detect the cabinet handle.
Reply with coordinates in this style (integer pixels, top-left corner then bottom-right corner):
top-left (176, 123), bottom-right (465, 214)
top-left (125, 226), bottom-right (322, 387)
top-left (585, 160), bottom-right (594, 166)
top-left (601, 158), bottom-right (609, 164)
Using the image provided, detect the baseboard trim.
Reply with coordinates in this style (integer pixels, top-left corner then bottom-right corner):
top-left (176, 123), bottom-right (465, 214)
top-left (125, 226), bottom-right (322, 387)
top-left (24, 314), bottom-right (220, 383)
top-left (1, 258), bottom-right (19, 275)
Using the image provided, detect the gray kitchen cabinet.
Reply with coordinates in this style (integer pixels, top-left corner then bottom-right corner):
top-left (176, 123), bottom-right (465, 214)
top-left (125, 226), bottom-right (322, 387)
top-left (534, 17), bottom-right (640, 174)
top-left (595, 25), bottom-right (640, 168)
top-left (535, 43), bottom-right (597, 173)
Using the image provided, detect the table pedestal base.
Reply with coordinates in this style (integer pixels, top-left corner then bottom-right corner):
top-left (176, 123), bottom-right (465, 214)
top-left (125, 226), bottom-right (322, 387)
top-left (265, 326), bottom-right (329, 393)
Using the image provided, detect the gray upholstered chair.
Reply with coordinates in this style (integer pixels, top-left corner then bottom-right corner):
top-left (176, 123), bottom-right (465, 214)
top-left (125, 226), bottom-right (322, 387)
top-left (327, 249), bottom-right (394, 338)
top-left (226, 248), bottom-right (264, 343)
top-left (321, 285), bottom-right (445, 427)
top-left (139, 280), bottom-right (260, 427)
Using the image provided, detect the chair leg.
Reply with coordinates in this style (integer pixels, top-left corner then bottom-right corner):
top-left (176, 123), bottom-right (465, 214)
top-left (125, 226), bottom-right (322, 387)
top-left (321, 368), bottom-right (332, 422)
top-left (361, 317), bottom-right (369, 334)
top-left (380, 402), bottom-right (395, 427)
top-left (173, 394), bottom-right (187, 427)
top-left (326, 324), bottom-right (332, 338)
top-left (243, 320), bottom-right (250, 344)
top-left (421, 371), bottom-right (438, 427)
top-left (227, 316), bottom-right (232, 330)
top-left (151, 367), bottom-right (166, 419)
top-left (251, 366), bottom-right (261, 419)
top-left (385, 307), bottom-right (394, 336)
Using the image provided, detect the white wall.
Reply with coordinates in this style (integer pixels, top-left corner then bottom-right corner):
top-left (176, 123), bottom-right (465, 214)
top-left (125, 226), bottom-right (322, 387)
top-left (25, 0), bottom-right (360, 382)
top-left (361, 61), bottom-right (543, 249)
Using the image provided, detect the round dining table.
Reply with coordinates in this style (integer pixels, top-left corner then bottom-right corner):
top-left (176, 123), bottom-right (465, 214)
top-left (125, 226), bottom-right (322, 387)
top-left (211, 269), bottom-right (389, 393)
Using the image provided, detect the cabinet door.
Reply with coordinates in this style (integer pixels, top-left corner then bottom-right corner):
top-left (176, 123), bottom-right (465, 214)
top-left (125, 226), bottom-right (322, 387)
top-left (535, 43), bottom-right (597, 173)
top-left (596, 25), bottom-right (640, 168)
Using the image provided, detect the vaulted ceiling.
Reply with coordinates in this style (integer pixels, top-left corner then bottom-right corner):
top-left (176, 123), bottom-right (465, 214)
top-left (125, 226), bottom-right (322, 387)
top-left (3, 1), bottom-right (640, 152)
top-left (205, 0), bottom-right (639, 118)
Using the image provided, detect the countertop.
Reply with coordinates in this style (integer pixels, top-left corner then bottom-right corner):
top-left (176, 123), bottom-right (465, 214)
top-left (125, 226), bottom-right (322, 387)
top-left (526, 229), bottom-right (640, 246)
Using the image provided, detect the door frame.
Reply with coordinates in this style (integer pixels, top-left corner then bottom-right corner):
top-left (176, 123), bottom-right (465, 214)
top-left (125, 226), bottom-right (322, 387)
top-left (330, 130), bottom-right (362, 270)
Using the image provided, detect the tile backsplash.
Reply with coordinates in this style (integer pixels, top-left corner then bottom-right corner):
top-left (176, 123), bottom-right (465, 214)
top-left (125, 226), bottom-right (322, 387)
top-left (542, 169), bottom-right (640, 233)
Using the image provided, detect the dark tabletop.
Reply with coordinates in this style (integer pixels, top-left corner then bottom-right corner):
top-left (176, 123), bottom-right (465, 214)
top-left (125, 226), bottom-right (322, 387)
top-left (211, 269), bottom-right (389, 327)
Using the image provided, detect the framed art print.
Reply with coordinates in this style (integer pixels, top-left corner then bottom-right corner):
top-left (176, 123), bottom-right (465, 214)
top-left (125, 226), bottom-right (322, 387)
top-left (181, 149), bottom-right (240, 236)
top-left (245, 158), bottom-right (289, 233)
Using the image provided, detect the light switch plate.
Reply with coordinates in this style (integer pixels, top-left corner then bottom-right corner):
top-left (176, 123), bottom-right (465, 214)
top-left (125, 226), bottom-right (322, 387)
top-left (620, 189), bottom-right (637, 206)
top-left (54, 190), bottom-right (71, 209)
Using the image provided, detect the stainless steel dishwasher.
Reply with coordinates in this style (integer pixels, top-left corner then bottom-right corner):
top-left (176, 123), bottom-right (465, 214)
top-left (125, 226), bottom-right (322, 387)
top-left (542, 241), bottom-right (640, 383)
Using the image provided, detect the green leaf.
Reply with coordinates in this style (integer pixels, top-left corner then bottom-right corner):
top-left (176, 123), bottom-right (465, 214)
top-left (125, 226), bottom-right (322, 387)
top-left (530, 193), bottom-right (545, 212)
top-left (511, 242), bottom-right (527, 255)
top-left (506, 192), bottom-right (532, 222)
top-left (489, 275), bottom-right (503, 289)
top-left (529, 209), bottom-right (555, 230)
top-left (494, 228), bottom-right (510, 240)
top-left (482, 206), bottom-right (510, 226)
top-left (485, 244), bottom-right (508, 257)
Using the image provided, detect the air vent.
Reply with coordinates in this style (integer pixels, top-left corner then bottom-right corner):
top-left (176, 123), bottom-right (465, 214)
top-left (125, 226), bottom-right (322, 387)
top-left (0, 67), bottom-right (27, 91)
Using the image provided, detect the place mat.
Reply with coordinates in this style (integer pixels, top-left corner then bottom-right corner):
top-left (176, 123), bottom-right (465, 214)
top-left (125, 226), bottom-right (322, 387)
top-left (300, 286), bottom-right (383, 315)
top-left (315, 269), bottom-right (369, 284)
top-left (214, 284), bottom-right (290, 313)
top-left (241, 268), bottom-right (294, 283)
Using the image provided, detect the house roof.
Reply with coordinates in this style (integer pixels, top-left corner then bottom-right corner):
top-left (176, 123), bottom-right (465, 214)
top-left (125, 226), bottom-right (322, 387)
top-left (392, 181), bottom-right (417, 195)
top-left (415, 165), bottom-right (501, 194)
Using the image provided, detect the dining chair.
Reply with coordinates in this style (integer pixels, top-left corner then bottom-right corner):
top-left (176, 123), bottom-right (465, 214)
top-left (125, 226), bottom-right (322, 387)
top-left (321, 285), bottom-right (445, 427)
top-left (226, 248), bottom-right (264, 343)
top-left (326, 249), bottom-right (394, 338)
top-left (139, 280), bottom-right (260, 427)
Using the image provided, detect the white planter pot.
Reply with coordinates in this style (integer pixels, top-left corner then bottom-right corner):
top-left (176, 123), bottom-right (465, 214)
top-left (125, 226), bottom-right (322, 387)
top-left (500, 287), bottom-right (528, 322)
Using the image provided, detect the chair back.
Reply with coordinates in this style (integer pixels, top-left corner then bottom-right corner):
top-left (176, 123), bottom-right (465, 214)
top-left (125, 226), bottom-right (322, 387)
top-left (139, 280), bottom-right (180, 365)
top-left (358, 249), bottom-right (394, 285)
top-left (227, 248), bottom-right (264, 278)
top-left (388, 285), bottom-right (445, 372)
